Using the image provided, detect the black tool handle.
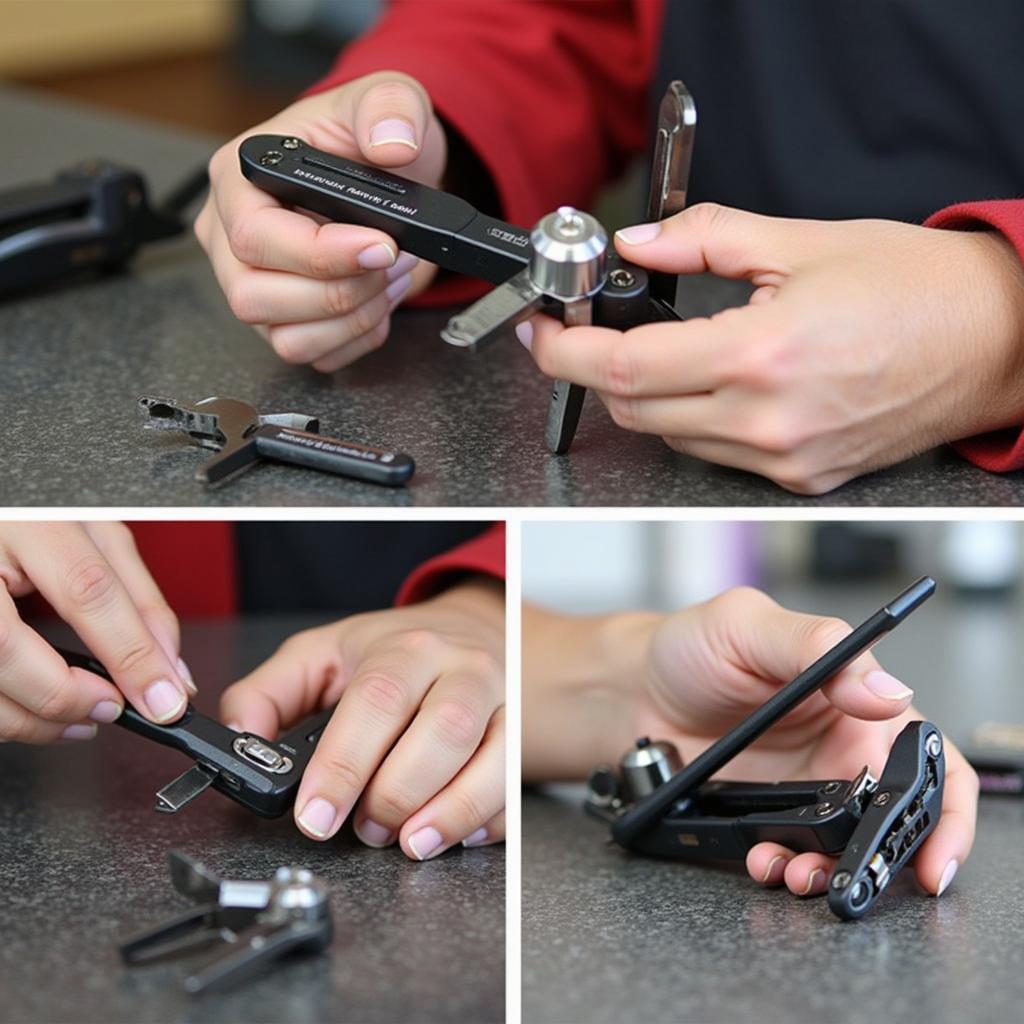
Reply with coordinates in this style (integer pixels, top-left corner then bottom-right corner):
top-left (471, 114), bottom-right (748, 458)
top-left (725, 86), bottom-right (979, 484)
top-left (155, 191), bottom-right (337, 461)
top-left (611, 577), bottom-right (937, 847)
top-left (252, 424), bottom-right (414, 486)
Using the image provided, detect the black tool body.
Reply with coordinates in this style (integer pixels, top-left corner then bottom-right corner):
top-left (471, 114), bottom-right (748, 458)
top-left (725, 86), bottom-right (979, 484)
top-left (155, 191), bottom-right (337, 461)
top-left (0, 161), bottom-right (205, 297)
top-left (584, 578), bottom-right (944, 921)
top-left (59, 647), bottom-right (331, 817)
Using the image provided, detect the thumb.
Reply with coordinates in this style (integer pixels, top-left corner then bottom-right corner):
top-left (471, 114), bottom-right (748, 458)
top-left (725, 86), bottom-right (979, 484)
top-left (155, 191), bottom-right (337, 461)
top-left (613, 202), bottom-right (817, 281)
top-left (342, 71), bottom-right (434, 167)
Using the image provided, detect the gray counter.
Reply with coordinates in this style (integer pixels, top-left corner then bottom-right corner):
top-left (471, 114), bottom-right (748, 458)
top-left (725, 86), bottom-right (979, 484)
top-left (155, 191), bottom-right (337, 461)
top-left (0, 616), bottom-right (505, 1024)
top-left (2, 85), bottom-right (1021, 507)
top-left (522, 584), bottom-right (1024, 1024)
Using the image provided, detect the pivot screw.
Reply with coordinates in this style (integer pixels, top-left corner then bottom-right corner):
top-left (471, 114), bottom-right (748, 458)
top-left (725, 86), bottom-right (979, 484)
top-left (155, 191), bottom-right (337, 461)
top-left (873, 791), bottom-right (891, 807)
top-left (815, 802), bottom-right (834, 816)
top-left (821, 781), bottom-right (843, 795)
top-left (926, 733), bottom-right (942, 758)
top-left (554, 205), bottom-right (585, 239)
top-left (281, 137), bottom-right (301, 150)
top-left (831, 871), bottom-right (852, 890)
top-left (260, 151), bottom-right (283, 166)
top-left (609, 268), bottom-right (636, 288)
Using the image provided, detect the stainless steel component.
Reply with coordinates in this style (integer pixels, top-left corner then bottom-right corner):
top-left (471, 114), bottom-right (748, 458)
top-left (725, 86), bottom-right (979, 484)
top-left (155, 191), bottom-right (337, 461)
top-left (873, 791), bottom-right (892, 807)
top-left (815, 802), bottom-right (835, 816)
top-left (155, 763), bottom-right (217, 814)
top-left (529, 206), bottom-right (607, 299)
top-left (281, 137), bottom-right (301, 150)
top-left (232, 735), bottom-right (294, 774)
top-left (439, 268), bottom-right (547, 349)
top-left (847, 766), bottom-right (879, 804)
top-left (821, 781), bottom-right (843, 795)
top-left (926, 732), bottom-right (943, 758)
top-left (619, 738), bottom-right (683, 802)
top-left (831, 870), bottom-right (852, 890)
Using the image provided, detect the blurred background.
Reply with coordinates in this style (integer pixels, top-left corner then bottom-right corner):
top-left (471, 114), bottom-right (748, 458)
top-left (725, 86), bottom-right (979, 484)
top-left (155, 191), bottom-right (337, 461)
top-left (523, 519), bottom-right (1024, 773)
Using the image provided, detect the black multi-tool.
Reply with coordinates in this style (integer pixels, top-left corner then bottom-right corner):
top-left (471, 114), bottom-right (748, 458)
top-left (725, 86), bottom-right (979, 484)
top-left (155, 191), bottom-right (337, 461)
top-left (58, 647), bottom-right (331, 817)
top-left (0, 161), bottom-right (205, 296)
top-left (121, 851), bottom-right (332, 994)
top-left (585, 577), bottom-right (946, 920)
top-left (240, 82), bottom-right (696, 455)
top-left (137, 394), bottom-right (415, 487)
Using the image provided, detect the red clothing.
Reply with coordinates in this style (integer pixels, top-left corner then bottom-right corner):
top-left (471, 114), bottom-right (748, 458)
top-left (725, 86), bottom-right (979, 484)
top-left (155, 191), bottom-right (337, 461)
top-left (309, 0), bottom-right (1024, 472)
top-left (396, 523), bottom-right (506, 604)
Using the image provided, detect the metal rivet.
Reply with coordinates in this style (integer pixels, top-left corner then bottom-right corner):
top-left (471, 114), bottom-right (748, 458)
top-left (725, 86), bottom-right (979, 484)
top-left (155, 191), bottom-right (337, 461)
top-left (926, 733), bottom-right (942, 758)
top-left (815, 802), bottom-right (834, 816)
top-left (260, 151), bottom-right (283, 166)
top-left (609, 268), bottom-right (636, 288)
top-left (831, 871), bottom-right (852, 890)
top-left (821, 781), bottom-right (842, 795)
top-left (281, 137), bottom-right (301, 150)
top-left (873, 791), bottom-right (891, 807)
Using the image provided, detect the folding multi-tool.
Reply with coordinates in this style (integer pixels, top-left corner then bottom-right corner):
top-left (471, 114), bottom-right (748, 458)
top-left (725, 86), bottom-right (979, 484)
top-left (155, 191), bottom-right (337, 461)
top-left (585, 577), bottom-right (945, 920)
top-left (0, 160), bottom-right (205, 296)
top-left (239, 81), bottom-right (696, 455)
top-left (58, 647), bottom-right (331, 817)
top-left (121, 851), bottom-right (332, 994)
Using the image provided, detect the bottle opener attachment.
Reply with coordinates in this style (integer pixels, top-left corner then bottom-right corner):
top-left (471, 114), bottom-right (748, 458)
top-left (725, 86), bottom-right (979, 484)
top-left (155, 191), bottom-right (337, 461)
top-left (585, 577), bottom-right (944, 920)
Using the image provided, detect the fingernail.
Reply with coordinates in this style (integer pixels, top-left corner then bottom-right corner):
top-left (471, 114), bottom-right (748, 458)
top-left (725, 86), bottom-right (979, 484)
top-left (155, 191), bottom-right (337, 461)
top-left (761, 854), bottom-right (786, 885)
top-left (800, 868), bottom-right (825, 897)
top-left (177, 657), bottom-right (197, 696)
top-left (226, 721), bottom-right (243, 733)
top-left (515, 321), bottom-right (533, 351)
top-left (357, 241), bottom-right (397, 270)
top-left (408, 826), bottom-right (444, 861)
top-left (936, 859), bottom-right (958, 896)
top-left (462, 827), bottom-right (489, 848)
top-left (369, 118), bottom-right (417, 150)
top-left (616, 222), bottom-right (662, 245)
top-left (864, 670), bottom-right (914, 701)
top-left (355, 819), bottom-right (394, 848)
top-left (297, 797), bottom-right (339, 839)
top-left (89, 700), bottom-right (122, 724)
top-left (143, 679), bottom-right (187, 723)
top-left (385, 273), bottom-right (412, 303)
top-left (61, 723), bottom-right (97, 741)
top-left (386, 251), bottom-right (419, 282)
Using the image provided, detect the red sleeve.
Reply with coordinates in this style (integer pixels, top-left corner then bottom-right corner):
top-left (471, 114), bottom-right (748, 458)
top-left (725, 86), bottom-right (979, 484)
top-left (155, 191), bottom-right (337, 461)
top-left (925, 200), bottom-right (1024, 473)
top-left (305, 0), bottom-right (664, 307)
top-left (396, 523), bottom-right (505, 605)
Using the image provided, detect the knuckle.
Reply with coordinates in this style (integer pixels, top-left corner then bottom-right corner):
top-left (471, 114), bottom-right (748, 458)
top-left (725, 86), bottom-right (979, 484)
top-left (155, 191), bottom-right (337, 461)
top-left (448, 788), bottom-right (485, 828)
top-left (226, 279), bottom-right (263, 324)
top-left (808, 616), bottom-right (852, 652)
top-left (317, 752), bottom-right (365, 794)
top-left (603, 340), bottom-right (640, 396)
top-left (33, 678), bottom-right (77, 721)
top-left (63, 557), bottom-right (118, 615)
top-left (687, 201), bottom-right (731, 234)
top-left (745, 411), bottom-right (806, 455)
top-left (110, 638), bottom-right (162, 678)
top-left (365, 76), bottom-right (422, 113)
top-left (393, 628), bottom-right (441, 659)
top-left (323, 279), bottom-right (356, 318)
top-left (372, 784), bottom-right (418, 823)
top-left (431, 696), bottom-right (483, 750)
top-left (226, 217), bottom-right (263, 266)
top-left (268, 327), bottom-right (311, 365)
top-left (307, 245), bottom-right (340, 280)
top-left (709, 586), bottom-right (774, 622)
top-left (2, 705), bottom-right (38, 743)
top-left (354, 672), bottom-right (411, 720)
top-left (768, 455), bottom-right (829, 494)
top-left (346, 299), bottom-right (380, 339)
top-left (606, 396), bottom-right (639, 431)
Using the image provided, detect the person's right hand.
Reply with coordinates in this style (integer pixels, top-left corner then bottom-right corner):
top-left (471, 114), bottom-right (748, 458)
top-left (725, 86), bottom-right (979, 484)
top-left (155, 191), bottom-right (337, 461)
top-left (0, 522), bottom-right (193, 742)
top-left (197, 72), bottom-right (445, 373)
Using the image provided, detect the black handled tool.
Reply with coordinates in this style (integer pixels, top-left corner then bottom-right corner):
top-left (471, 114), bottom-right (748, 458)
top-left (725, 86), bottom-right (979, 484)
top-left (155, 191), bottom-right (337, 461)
top-left (120, 851), bottom-right (333, 994)
top-left (137, 394), bottom-right (415, 487)
top-left (239, 81), bottom-right (696, 455)
top-left (59, 646), bottom-right (331, 817)
top-left (0, 161), bottom-right (206, 297)
top-left (584, 577), bottom-right (941, 920)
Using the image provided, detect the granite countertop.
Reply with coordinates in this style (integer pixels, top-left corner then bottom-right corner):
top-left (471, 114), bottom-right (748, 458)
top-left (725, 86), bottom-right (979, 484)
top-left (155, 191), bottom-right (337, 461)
top-left (2, 84), bottom-right (1022, 507)
top-left (0, 616), bottom-right (505, 1024)
top-left (523, 584), bottom-right (1024, 1024)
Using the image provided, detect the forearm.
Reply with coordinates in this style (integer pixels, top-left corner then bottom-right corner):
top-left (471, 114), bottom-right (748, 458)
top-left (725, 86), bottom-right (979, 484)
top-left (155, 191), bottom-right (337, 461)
top-left (522, 602), bottom-right (661, 782)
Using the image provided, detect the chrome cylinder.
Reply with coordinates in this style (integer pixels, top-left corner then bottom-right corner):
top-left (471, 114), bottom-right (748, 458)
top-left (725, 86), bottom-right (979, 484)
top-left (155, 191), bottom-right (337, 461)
top-left (529, 206), bottom-right (608, 299)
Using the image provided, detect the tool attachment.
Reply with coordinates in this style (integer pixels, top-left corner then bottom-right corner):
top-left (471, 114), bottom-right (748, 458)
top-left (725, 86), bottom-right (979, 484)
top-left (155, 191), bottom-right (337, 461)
top-left (585, 578), bottom-right (943, 920)
top-left (239, 80), bottom-right (697, 455)
top-left (0, 161), bottom-right (206, 297)
top-left (137, 394), bottom-right (415, 487)
top-left (120, 851), bottom-right (332, 994)
top-left (58, 646), bottom-right (331, 817)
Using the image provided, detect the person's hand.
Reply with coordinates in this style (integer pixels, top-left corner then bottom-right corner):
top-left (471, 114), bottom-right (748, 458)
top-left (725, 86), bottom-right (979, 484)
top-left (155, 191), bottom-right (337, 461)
top-left (220, 577), bottom-right (505, 860)
top-left (196, 72), bottom-right (444, 372)
top-left (0, 522), bottom-right (192, 742)
top-left (520, 204), bottom-right (1024, 493)
top-left (634, 587), bottom-right (977, 898)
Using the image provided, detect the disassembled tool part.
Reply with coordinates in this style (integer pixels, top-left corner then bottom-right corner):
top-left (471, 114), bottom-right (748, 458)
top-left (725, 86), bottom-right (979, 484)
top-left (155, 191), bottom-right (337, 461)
top-left (585, 577), bottom-right (944, 921)
top-left (0, 161), bottom-right (206, 296)
top-left (58, 646), bottom-right (331, 817)
top-left (238, 80), bottom-right (696, 455)
top-left (120, 851), bottom-right (333, 994)
top-left (137, 394), bottom-right (415, 487)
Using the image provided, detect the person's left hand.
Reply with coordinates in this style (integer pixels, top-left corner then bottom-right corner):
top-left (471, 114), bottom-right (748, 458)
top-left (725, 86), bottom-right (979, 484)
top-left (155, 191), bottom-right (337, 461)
top-left (519, 204), bottom-right (1024, 493)
top-left (220, 577), bottom-right (505, 860)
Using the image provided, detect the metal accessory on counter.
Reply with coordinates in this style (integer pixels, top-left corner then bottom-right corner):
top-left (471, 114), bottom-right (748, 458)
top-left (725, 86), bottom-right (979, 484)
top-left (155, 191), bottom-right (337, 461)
top-left (0, 161), bottom-right (206, 297)
top-left (585, 577), bottom-right (944, 921)
top-left (239, 81), bottom-right (697, 455)
top-left (58, 646), bottom-right (332, 817)
top-left (137, 394), bottom-right (415, 487)
top-left (120, 851), bottom-right (333, 994)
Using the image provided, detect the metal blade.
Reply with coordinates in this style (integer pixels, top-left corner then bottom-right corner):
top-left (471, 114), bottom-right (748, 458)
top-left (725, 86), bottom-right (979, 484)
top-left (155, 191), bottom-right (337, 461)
top-left (544, 298), bottom-right (591, 454)
top-left (155, 763), bottom-right (217, 813)
top-left (441, 268), bottom-right (546, 351)
top-left (195, 439), bottom-right (261, 487)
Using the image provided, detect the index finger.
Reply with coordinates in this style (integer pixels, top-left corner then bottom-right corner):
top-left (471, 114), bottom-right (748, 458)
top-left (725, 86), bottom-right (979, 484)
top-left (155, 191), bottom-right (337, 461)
top-left (211, 144), bottom-right (400, 279)
top-left (16, 525), bottom-right (189, 724)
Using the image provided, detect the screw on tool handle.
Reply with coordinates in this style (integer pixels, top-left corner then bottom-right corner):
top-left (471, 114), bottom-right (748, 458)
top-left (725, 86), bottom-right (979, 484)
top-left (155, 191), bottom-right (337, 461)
top-left (251, 424), bottom-right (414, 486)
top-left (611, 576), bottom-right (936, 847)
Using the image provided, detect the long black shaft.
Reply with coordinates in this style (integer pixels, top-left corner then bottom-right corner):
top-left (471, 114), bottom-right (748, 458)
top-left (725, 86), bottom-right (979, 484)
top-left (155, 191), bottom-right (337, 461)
top-left (611, 576), bottom-right (936, 846)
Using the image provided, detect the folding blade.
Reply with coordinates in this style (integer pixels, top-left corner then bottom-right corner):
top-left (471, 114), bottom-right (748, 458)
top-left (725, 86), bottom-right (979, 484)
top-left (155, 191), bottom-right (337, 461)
top-left (155, 763), bottom-right (217, 813)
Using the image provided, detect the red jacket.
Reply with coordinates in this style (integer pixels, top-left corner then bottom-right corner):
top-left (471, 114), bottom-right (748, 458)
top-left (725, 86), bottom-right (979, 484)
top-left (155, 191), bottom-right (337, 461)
top-left (310, 0), bottom-right (1024, 474)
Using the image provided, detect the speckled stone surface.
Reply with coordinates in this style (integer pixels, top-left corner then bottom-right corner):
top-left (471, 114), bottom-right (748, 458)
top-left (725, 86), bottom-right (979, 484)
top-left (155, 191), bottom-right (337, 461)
top-left (0, 617), bottom-right (505, 1024)
top-left (2, 85), bottom-right (1022, 508)
top-left (523, 586), bottom-right (1024, 1024)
